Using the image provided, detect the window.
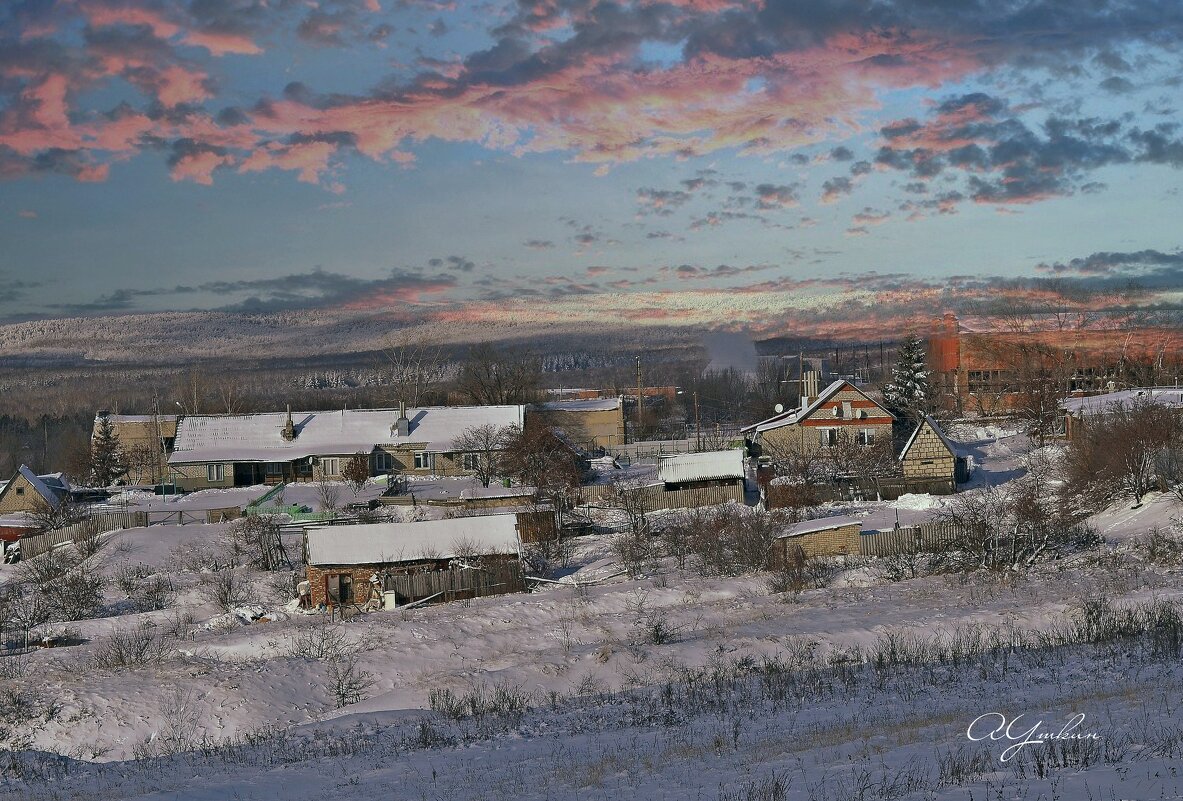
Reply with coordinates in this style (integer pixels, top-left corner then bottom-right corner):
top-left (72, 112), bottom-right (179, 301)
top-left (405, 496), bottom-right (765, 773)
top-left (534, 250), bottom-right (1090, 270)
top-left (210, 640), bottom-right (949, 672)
top-left (818, 428), bottom-right (838, 447)
top-left (461, 452), bottom-right (481, 471)
top-left (265, 462), bottom-right (285, 476)
top-left (372, 450), bottom-right (393, 473)
top-left (207, 464), bottom-right (224, 482)
top-left (319, 458), bottom-right (340, 476)
top-left (14, 487), bottom-right (23, 496)
top-left (841, 401), bottom-right (853, 419)
top-left (414, 452), bottom-right (430, 470)
top-left (857, 429), bottom-right (875, 445)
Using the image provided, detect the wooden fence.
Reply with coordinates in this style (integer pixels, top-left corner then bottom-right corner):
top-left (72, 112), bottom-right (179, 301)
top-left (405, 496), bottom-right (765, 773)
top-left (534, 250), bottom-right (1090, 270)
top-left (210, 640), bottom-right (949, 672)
top-left (18, 510), bottom-right (148, 559)
top-left (858, 521), bottom-right (968, 557)
top-left (382, 562), bottom-right (525, 605)
top-left (576, 480), bottom-right (746, 513)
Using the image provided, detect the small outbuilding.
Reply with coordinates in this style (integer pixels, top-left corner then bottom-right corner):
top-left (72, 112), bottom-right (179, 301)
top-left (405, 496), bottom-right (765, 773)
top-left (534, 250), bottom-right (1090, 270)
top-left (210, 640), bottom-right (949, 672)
top-left (898, 415), bottom-right (957, 488)
top-left (772, 515), bottom-right (863, 562)
top-left (304, 514), bottom-right (524, 608)
top-left (654, 449), bottom-right (747, 508)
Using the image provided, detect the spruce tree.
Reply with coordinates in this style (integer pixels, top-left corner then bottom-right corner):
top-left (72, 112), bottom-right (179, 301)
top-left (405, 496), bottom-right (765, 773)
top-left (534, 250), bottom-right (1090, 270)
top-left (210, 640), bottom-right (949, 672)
top-left (90, 416), bottom-right (129, 486)
top-left (883, 334), bottom-right (931, 422)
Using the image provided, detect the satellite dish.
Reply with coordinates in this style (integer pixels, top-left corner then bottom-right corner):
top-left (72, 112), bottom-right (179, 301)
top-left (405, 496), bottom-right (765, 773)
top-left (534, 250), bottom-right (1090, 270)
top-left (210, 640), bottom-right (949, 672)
top-left (774, 403), bottom-right (784, 413)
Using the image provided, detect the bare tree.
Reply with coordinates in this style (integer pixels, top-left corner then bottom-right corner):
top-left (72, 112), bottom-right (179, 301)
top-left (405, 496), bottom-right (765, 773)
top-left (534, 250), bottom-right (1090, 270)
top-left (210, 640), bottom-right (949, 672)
top-left (314, 465), bottom-right (341, 512)
top-left (379, 333), bottom-right (449, 407)
top-left (26, 495), bottom-right (88, 535)
top-left (341, 452), bottom-right (370, 496)
top-left (451, 424), bottom-right (514, 487)
top-left (1064, 396), bottom-right (1182, 509)
top-left (456, 342), bottom-right (541, 405)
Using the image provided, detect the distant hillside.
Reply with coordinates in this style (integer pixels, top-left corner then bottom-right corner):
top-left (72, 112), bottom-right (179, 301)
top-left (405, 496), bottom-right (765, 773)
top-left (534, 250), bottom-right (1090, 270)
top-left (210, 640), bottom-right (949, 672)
top-left (0, 310), bottom-right (698, 365)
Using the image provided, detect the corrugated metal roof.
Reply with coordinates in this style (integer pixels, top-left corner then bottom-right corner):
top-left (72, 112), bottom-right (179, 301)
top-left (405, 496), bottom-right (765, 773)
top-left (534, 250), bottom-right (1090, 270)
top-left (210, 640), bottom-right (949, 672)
top-left (657, 449), bottom-right (746, 483)
top-left (169, 405), bottom-right (524, 464)
top-left (534, 397), bottom-right (621, 412)
top-left (741, 380), bottom-right (893, 435)
top-left (305, 515), bottom-right (521, 566)
top-left (1062, 388), bottom-right (1183, 416)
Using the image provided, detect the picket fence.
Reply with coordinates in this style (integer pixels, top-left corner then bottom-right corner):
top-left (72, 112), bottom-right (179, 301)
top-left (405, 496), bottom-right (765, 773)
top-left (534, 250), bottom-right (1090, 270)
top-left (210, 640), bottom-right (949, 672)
top-left (18, 511), bottom-right (148, 559)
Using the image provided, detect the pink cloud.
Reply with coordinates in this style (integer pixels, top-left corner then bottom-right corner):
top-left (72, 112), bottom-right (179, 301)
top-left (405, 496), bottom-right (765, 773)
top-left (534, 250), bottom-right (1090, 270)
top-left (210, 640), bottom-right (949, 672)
top-left (170, 150), bottom-right (233, 185)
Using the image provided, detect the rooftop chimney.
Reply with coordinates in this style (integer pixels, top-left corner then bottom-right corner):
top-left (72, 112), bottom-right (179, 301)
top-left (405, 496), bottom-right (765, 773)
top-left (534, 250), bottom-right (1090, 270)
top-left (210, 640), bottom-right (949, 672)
top-left (281, 404), bottom-right (297, 441)
top-left (394, 401), bottom-right (410, 437)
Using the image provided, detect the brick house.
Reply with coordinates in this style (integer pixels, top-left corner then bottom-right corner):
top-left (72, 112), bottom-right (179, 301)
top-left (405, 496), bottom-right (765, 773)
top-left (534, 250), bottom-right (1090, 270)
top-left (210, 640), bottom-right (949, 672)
top-left (529, 397), bottom-right (625, 449)
top-left (304, 514), bottom-right (523, 607)
top-left (898, 415), bottom-right (957, 486)
top-left (168, 403), bottom-right (524, 491)
top-left (772, 516), bottom-right (863, 561)
top-left (741, 380), bottom-right (894, 458)
top-left (93, 412), bottom-right (179, 483)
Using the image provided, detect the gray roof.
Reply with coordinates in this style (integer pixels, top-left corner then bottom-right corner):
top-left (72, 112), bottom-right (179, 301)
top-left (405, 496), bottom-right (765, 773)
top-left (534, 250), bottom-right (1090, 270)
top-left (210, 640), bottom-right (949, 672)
top-left (776, 515), bottom-right (864, 540)
top-left (1061, 388), bottom-right (1183, 416)
top-left (305, 515), bottom-right (522, 566)
top-left (657, 449), bottom-right (746, 483)
top-left (14, 464), bottom-right (61, 508)
top-left (170, 405), bottom-right (524, 464)
top-left (534, 397), bottom-right (621, 413)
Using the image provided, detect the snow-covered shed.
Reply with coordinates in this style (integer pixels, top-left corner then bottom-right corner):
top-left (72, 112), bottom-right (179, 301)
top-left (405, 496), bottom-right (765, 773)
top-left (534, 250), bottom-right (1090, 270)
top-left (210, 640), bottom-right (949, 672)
top-left (773, 515), bottom-right (863, 560)
top-left (304, 515), bottom-right (523, 607)
top-left (529, 396), bottom-right (625, 448)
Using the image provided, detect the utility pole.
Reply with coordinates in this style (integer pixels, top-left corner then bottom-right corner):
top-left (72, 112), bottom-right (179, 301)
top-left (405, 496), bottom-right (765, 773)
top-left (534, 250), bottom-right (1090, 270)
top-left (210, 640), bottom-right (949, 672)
top-left (635, 356), bottom-right (643, 432)
top-left (693, 390), bottom-right (701, 451)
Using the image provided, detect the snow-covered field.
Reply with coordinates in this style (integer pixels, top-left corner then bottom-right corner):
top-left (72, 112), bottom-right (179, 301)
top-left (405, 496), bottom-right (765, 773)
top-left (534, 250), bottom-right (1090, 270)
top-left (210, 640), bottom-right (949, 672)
top-left (3, 426), bottom-right (1183, 799)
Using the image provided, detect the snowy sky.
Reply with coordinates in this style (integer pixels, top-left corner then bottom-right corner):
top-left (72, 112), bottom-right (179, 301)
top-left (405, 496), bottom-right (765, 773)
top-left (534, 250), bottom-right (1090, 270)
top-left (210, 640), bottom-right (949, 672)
top-left (1, 0), bottom-right (1182, 333)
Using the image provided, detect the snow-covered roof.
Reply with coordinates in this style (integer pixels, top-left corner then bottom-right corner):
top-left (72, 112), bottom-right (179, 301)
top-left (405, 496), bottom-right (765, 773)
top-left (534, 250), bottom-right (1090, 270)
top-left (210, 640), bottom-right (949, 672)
top-left (899, 415), bottom-right (958, 461)
top-left (305, 515), bottom-right (522, 565)
top-left (14, 464), bottom-right (61, 508)
top-left (657, 449), bottom-right (746, 483)
top-left (777, 515), bottom-right (864, 539)
top-left (1061, 388), bottom-right (1183, 416)
top-left (741, 380), bottom-right (892, 435)
top-left (170, 405), bottom-right (525, 464)
top-left (533, 397), bottom-right (621, 412)
top-left (97, 414), bottom-right (180, 424)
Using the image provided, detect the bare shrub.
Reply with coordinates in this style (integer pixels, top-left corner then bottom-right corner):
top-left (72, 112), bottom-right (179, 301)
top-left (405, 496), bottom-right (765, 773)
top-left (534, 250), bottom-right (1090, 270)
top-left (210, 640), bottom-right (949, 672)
top-left (287, 619), bottom-right (350, 660)
top-left (131, 574), bottom-right (176, 612)
top-left (93, 621), bottom-right (172, 669)
top-left (168, 540), bottom-right (222, 573)
top-left (326, 650), bottom-right (374, 708)
top-left (224, 515), bottom-right (291, 571)
top-left (203, 569), bottom-right (249, 612)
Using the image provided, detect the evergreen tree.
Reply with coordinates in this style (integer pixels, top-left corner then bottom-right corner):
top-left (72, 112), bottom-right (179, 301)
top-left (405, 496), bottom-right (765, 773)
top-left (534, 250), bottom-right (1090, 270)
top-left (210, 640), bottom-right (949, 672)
top-left (90, 416), bottom-right (128, 486)
top-left (883, 334), bottom-right (931, 422)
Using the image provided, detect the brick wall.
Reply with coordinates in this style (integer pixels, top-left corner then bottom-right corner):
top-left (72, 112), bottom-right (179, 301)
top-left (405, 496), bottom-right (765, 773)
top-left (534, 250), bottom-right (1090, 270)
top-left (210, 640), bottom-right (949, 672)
top-left (901, 422), bottom-right (955, 480)
top-left (772, 522), bottom-right (862, 561)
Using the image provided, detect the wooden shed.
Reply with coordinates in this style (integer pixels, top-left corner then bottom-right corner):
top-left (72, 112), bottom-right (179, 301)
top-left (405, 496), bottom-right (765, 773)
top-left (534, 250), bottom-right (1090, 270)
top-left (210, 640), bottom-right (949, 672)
top-left (304, 514), bottom-right (524, 608)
